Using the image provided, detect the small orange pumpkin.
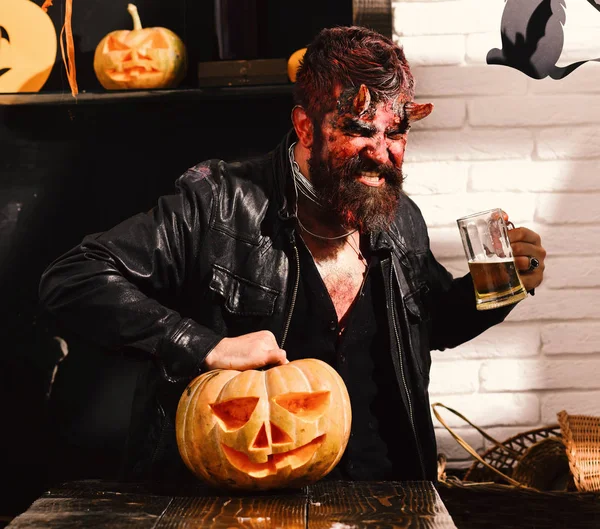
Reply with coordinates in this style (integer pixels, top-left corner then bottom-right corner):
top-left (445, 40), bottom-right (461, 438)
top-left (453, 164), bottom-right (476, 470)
top-left (0, 0), bottom-right (57, 93)
top-left (176, 358), bottom-right (352, 490)
top-left (93, 3), bottom-right (187, 90)
top-left (287, 47), bottom-right (306, 83)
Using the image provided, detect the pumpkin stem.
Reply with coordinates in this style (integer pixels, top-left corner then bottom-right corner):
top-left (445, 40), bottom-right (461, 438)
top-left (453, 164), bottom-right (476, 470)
top-left (127, 3), bottom-right (143, 30)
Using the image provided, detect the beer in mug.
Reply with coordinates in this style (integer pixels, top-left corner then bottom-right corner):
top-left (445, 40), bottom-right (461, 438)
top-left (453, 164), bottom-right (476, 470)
top-left (468, 256), bottom-right (527, 307)
top-left (457, 209), bottom-right (527, 310)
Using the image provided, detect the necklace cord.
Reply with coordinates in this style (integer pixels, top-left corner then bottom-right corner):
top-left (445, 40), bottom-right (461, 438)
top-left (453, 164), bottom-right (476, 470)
top-left (345, 232), bottom-right (367, 264)
top-left (296, 216), bottom-right (357, 241)
top-left (289, 141), bottom-right (357, 241)
top-left (289, 142), bottom-right (325, 208)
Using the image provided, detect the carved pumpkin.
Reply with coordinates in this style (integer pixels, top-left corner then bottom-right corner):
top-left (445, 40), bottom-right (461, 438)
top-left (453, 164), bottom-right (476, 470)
top-left (93, 3), bottom-right (187, 90)
top-left (0, 0), bottom-right (57, 93)
top-left (176, 358), bottom-right (352, 490)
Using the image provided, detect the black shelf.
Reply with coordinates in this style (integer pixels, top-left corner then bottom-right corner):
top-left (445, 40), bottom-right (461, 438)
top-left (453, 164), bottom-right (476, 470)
top-left (0, 84), bottom-right (295, 106)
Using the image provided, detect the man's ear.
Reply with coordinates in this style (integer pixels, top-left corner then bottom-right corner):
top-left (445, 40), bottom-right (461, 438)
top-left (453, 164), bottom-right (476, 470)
top-left (291, 106), bottom-right (314, 148)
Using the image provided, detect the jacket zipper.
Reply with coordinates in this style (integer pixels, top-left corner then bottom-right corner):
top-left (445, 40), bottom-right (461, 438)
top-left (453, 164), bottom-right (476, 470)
top-left (280, 240), bottom-right (299, 348)
top-left (389, 261), bottom-right (426, 478)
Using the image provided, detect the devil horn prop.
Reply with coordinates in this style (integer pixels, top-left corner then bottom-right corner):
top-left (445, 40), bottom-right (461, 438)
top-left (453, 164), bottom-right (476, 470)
top-left (405, 102), bottom-right (434, 122)
top-left (353, 84), bottom-right (371, 116)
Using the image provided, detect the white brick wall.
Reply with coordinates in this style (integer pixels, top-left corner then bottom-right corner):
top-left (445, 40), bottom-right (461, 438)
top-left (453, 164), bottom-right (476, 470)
top-left (393, 0), bottom-right (600, 468)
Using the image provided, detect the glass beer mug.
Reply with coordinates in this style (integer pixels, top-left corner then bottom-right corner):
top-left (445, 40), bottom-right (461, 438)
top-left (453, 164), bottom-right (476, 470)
top-left (457, 208), bottom-right (528, 310)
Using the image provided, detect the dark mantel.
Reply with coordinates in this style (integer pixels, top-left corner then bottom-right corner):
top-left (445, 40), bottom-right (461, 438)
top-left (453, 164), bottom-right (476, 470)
top-left (0, 85), bottom-right (294, 106)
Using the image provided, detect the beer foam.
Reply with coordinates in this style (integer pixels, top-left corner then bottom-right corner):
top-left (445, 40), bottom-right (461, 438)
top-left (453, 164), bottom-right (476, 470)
top-left (468, 256), bottom-right (514, 264)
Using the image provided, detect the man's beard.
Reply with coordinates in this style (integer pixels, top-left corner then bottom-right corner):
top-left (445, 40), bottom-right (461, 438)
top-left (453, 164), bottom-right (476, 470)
top-left (308, 138), bottom-right (404, 233)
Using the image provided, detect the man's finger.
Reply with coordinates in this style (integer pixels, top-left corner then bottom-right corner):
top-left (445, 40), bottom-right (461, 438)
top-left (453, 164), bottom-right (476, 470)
top-left (267, 348), bottom-right (287, 365)
top-left (508, 227), bottom-right (542, 246)
top-left (260, 349), bottom-right (288, 369)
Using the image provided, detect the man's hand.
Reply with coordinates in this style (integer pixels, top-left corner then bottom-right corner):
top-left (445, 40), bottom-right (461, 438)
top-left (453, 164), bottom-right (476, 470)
top-left (203, 330), bottom-right (288, 371)
top-left (507, 226), bottom-right (546, 292)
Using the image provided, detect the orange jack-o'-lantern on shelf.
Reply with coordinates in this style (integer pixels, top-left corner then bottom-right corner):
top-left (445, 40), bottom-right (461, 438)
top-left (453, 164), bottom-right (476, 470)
top-left (93, 3), bottom-right (187, 90)
top-left (176, 358), bottom-right (352, 490)
top-left (0, 0), bottom-right (57, 93)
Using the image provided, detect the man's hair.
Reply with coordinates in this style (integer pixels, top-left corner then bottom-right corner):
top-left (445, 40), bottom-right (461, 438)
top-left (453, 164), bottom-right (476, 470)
top-left (294, 26), bottom-right (415, 123)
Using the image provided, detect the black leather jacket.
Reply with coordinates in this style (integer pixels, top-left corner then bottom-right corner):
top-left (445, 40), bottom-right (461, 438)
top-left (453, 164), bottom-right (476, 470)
top-left (39, 130), bottom-right (513, 482)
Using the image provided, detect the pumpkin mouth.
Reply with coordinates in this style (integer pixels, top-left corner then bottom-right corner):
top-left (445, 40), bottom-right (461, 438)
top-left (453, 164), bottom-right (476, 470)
top-left (221, 434), bottom-right (326, 478)
top-left (106, 64), bottom-right (162, 81)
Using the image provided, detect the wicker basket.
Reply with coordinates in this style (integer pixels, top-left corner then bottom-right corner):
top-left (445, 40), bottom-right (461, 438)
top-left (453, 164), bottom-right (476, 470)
top-left (557, 410), bottom-right (600, 492)
top-left (433, 404), bottom-right (600, 529)
top-left (432, 402), bottom-right (574, 491)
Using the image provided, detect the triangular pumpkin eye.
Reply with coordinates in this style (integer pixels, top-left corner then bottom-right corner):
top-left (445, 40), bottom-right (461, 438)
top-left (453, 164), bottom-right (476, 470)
top-left (210, 397), bottom-right (259, 429)
top-left (274, 391), bottom-right (330, 419)
top-left (149, 32), bottom-right (170, 49)
top-left (106, 35), bottom-right (131, 52)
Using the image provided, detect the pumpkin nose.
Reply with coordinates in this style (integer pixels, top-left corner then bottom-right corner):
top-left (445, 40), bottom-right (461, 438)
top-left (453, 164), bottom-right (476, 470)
top-left (252, 423), bottom-right (269, 448)
top-left (252, 422), bottom-right (292, 449)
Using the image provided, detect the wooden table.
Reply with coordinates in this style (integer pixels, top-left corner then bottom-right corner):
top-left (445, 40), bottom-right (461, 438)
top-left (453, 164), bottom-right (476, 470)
top-left (6, 480), bottom-right (457, 528)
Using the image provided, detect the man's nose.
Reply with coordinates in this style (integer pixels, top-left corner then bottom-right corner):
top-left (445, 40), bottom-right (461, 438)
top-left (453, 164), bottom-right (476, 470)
top-left (363, 140), bottom-right (390, 165)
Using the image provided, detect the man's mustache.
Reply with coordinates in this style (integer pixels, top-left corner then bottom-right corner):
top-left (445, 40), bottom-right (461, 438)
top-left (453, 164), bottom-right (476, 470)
top-left (343, 156), bottom-right (401, 181)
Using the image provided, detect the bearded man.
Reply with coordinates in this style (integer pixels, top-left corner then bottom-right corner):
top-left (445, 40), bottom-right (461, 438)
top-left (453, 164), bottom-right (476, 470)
top-left (39, 26), bottom-right (546, 483)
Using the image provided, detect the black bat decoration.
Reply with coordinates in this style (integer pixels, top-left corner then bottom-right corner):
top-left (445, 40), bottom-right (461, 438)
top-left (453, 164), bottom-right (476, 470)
top-left (586, 0), bottom-right (600, 12)
top-left (487, 0), bottom-right (600, 80)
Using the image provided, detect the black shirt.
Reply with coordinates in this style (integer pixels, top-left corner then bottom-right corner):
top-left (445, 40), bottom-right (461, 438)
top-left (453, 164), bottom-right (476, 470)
top-left (285, 236), bottom-right (419, 480)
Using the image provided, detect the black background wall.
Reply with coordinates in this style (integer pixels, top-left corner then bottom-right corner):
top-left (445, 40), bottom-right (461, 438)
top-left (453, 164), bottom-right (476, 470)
top-left (1, 0), bottom-right (354, 519)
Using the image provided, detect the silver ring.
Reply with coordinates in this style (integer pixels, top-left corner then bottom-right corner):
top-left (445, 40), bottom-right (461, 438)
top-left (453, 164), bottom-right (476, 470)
top-left (527, 256), bottom-right (540, 273)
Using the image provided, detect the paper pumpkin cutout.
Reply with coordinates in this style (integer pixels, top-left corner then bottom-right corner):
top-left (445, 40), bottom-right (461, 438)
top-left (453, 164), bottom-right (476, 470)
top-left (0, 0), bottom-right (57, 93)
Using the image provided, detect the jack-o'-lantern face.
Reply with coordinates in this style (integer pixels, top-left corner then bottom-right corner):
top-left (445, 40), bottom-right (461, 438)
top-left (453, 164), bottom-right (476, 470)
top-left (94, 30), bottom-right (186, 90)
top-left (93, 4), bottom-right (186, 90)
top-left (212, 390), bottom-right (330, 477)
top-left (176, 359), bottom-right (352, 490)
